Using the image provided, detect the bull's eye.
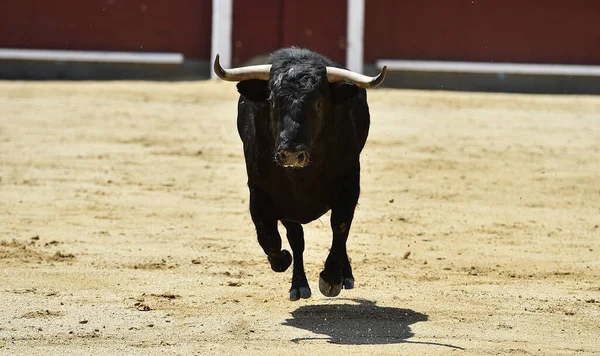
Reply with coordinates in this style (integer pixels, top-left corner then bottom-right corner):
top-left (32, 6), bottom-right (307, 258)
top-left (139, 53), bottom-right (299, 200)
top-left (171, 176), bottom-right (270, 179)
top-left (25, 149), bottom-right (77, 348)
top-left (316, 100), bottom-right (323, 109)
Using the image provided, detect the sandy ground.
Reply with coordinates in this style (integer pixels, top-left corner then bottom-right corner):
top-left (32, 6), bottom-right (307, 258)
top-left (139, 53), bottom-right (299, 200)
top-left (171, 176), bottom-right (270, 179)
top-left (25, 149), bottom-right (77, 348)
top-left (0, 80), bottom-right (599, 355)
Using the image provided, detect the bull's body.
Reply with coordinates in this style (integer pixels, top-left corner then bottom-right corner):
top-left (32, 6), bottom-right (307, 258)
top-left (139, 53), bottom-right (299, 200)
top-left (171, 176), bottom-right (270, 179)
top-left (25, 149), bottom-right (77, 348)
top-left (217, 47), bottom-right (384, 300)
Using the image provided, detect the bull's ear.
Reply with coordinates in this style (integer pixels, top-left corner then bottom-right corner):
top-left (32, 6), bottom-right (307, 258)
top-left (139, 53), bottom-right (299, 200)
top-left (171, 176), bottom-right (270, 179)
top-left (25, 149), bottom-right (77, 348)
top-left (331, 82), bottom-right (359, 104)
top-left (237, 80), bottom-right (268, 102)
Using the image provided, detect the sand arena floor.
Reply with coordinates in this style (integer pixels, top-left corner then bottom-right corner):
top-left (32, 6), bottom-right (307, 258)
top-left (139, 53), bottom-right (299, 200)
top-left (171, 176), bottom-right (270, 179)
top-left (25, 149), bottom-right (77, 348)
top-left (0, 81), bottom-right (599, 355)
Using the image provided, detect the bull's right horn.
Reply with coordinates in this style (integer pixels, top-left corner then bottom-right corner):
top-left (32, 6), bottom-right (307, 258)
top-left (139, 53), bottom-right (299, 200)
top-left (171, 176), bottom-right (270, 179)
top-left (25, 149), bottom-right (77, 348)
top-left (214, 54), bottom-right (272, 82)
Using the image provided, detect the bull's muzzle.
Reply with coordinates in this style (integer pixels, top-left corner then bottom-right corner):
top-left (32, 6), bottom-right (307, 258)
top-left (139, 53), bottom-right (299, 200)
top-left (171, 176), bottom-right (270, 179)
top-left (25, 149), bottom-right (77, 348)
top-left (275, 149), bottom-right (310, 168)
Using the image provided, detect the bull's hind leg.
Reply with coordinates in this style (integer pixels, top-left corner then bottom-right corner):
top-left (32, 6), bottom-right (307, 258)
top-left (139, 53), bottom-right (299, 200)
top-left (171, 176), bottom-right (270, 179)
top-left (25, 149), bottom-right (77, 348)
top-left (249, 188), bottom-right (292, 273)
top-left (281, 220), bottom-right (311, 301)
top-left (319, 168), bottom-right (359, 297)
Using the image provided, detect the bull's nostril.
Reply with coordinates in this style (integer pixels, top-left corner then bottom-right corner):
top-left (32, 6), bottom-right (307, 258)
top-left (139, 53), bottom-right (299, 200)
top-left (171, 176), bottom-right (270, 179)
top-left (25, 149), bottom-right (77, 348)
top-left (297, 152), bottom-right (306, 163)
top-left (276, 151), bottom-right (287, 163)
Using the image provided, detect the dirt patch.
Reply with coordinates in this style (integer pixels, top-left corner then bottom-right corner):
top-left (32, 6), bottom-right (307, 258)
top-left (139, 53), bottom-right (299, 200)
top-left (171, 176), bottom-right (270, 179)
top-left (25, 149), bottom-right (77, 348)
top-left (20, 310), bottom-right (65, 319)
top-left (129, 260), bottom-right (179, 270)
top-left (0, 238), bottom-right (77, 266)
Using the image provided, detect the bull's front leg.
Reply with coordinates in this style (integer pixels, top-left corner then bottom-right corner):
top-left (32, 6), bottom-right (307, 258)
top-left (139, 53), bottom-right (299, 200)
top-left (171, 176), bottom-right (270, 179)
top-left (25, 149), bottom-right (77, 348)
top-left (319, 168), bottom-right (359, 297)
top-left (281, 220), bottom-right (311, 301)
top-left (249, 187), bottom-right (292, 272)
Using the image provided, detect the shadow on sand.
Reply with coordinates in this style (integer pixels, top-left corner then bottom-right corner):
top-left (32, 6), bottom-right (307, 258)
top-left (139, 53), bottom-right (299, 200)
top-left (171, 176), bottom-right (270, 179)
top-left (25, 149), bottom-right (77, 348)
top-left (282, 298), bottom-right (463, 349)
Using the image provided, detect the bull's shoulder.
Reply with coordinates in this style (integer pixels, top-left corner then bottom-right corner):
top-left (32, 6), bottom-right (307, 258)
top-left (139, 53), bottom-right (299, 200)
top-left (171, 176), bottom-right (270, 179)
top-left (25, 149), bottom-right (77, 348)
top-left (236, 96), bottom-right (275, 181)
top-left (333, 89), bottom-right (370, 154)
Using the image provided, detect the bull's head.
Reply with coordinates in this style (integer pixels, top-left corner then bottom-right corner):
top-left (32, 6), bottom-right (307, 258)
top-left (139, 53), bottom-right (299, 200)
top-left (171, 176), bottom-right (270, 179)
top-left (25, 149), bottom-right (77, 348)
top-left (214, 54), bottom-right (386, 168)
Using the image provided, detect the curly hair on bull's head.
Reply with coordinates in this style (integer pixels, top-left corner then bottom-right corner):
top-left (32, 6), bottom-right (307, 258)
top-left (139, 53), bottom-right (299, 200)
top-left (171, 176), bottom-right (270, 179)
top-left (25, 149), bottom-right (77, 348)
top-left (268, 59), bottom-right (325, 111)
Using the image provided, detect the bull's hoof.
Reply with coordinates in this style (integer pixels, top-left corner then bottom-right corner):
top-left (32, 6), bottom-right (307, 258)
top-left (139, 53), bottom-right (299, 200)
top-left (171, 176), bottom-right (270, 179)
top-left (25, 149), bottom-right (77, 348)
top-left (289, 286), bottom-right (311, 301)
top-left (343, 277), bottom-right (354, 289)
top-left (319, 274), bottom-right (343, 297)
top-left (268, 250), bottom-right (292, 272)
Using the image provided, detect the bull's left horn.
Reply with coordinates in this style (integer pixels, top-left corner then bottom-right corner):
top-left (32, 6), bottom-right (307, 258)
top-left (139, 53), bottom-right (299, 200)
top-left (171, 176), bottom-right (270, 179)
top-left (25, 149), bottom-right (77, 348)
top-left (213, 54), bottom-right (272, 81)
top-left (326, 66), bottom-right (387, 89)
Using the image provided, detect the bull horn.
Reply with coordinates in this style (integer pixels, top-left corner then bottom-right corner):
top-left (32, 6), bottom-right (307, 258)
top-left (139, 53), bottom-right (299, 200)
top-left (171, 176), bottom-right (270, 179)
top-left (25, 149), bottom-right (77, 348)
top-left (326, 66), bottom-right (387, 88)
top-left (213, 54), bottom-right (272, 81)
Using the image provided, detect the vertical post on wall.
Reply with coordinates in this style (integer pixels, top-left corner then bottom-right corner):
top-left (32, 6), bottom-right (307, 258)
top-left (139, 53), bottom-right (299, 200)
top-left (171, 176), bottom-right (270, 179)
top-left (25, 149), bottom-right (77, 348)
top-left (346, 0), bottom-right (365, 73)
top-left (211, 0), bottom-right (232, 79)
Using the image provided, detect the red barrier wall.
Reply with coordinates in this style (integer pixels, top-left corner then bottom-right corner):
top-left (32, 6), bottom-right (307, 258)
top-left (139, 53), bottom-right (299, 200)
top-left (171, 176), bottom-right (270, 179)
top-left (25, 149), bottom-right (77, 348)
top-left (0, 0), bottom-right (212, 59)
top-left (232, 0), bottom-right (347, 65)
top-left (364, 0), bottom-right (600, 64)
top-left (2, 1), bottom-right (599, 65)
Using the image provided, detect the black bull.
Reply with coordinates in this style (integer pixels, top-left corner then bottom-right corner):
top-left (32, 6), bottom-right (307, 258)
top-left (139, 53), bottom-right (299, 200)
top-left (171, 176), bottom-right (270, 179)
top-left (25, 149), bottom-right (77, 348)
top-left (214, 47), bottom-right (386, 300)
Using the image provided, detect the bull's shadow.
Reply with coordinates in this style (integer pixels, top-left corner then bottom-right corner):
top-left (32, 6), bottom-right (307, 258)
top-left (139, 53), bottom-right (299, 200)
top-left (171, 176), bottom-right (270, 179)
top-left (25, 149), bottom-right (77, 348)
top-left (283, 298), bottom-right (463, 349)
